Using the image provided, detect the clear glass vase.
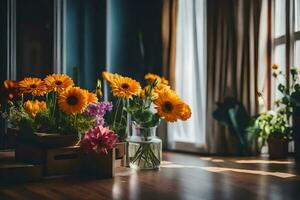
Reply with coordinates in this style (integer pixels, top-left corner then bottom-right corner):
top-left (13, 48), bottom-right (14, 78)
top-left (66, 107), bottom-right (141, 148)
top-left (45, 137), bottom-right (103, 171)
top-left (127, 122), bottom-right (162, 170)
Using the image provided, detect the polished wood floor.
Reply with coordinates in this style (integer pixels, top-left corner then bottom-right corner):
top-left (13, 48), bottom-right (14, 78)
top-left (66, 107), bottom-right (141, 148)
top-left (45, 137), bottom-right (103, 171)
top-left (1, 152), bottom-right (300, 200)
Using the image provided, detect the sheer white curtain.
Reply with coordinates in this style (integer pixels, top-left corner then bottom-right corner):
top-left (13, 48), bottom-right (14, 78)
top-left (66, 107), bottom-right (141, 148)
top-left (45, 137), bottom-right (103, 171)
top-left (168, 0), bottom-right (206, 151)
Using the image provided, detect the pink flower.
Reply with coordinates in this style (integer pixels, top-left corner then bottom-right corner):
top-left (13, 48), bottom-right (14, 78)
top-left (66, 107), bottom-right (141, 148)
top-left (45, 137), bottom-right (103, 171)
top-left (81, 125), bottom-right (118, 155)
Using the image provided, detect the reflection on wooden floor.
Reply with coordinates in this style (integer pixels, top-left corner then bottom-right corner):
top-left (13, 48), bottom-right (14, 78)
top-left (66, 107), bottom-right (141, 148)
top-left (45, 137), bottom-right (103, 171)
top-left (1, 152), bottom-right (300, 200)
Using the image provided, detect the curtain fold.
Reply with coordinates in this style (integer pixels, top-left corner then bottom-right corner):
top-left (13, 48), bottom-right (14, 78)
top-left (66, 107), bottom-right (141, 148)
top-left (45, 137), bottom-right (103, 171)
top-left (159, 0), bottom-right (178, 149)
top-left (167, 0), bottom-right (206, 150)
top-left (162, 0), bottom-right (178, 88)
top-left (206, 0), bottom-right (270, 154)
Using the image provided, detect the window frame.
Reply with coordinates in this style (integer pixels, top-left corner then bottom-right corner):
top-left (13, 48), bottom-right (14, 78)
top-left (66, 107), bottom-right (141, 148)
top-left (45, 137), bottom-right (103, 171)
top-left (272, 0), bottom-right (300, 104)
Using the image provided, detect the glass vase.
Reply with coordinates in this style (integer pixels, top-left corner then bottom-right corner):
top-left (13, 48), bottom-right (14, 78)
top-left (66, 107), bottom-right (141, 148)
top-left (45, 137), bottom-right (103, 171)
top-left (127, 122), bottom-right (162, 170)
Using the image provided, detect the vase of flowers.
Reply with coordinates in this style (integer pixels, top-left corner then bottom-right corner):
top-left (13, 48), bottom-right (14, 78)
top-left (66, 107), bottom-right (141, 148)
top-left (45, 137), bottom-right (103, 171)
top-left (128, 121), bottom-right (161, 169)
top-left (102, 72), bottom-right (191, 170)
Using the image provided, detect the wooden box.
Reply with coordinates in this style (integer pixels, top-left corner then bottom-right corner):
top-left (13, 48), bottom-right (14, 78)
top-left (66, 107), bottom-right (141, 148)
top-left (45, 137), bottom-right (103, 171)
top-left (14, 133), bottom-right (126, 178)
top-left (0, 150), bottom-right (42, 185)
top-left (81, 148), bottom-right (116, 179)
top-left (15, 143), bottom-right (82, 176)
top-left (18, 132), bottom-right (79, 148)
top-left (45, 146), bottom-right (82, 176)
top-left (115, 142), bottom-right (127, 167)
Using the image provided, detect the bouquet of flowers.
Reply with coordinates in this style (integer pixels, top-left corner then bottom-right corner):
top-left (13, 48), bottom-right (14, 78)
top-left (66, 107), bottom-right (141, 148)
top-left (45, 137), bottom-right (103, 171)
top-left (0, 74), bottom-right (117, 154)
top-left (102, 71), bottom-right (191, 168)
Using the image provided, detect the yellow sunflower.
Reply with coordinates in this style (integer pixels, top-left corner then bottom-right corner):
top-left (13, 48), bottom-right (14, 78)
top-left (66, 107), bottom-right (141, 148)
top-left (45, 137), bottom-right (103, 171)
top-left (24, 100), bottom-right (47, 118)
top-left (153, 89), bottom-right (185, 122)
top-left (58, 87), bottom-right (88, 114)
top-left (44, 74), bottom-right (74, 92)
top-left (18, 77), bottom-right (47, 96)
top-left (144, 73), bottom-right (169, 85)
top-left (86, 91), bottom-right (98, 104)
top-left (110, 76), bottom-right (141, 99)
top-left (102, 71), bottom-right (120, 84)
top-left (180, 104), bottom-right (192, 121)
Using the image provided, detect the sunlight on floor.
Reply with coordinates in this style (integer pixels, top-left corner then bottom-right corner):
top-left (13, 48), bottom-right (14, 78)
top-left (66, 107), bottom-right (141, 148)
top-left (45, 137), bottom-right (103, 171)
top-left (201, 167), bottom-right (296, 178)
top-left (160, 161), bottom-right (297, 178)
top-left (199, 157), bottom-right (212, 161)
top-left (235, 160), bottom-right (293, 164)
top-left (199, 157), bottom-right (224, 162)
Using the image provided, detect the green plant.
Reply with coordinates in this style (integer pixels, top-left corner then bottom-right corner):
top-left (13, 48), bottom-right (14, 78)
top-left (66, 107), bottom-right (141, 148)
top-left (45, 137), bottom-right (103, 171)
top-left (246, 111), bottom-right (292, 149)
top-left (272, 67), bottom-right (300, 116)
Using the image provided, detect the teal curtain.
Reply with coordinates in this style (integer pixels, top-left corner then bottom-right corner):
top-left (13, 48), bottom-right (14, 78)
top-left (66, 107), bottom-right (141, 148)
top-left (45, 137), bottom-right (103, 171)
top-left (107, 0), bottom-right (163, 84)
top-left (0, 0), bottom-right (8, 149)
top-left (64, 0), bottom-right (106, 90)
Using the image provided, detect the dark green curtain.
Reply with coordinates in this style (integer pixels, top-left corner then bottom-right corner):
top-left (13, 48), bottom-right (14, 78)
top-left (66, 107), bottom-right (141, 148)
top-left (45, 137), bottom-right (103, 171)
top-left (0, 0), bottom-right (8, 149)
top-left (107, 0), bottom-right (163, 84)
top-left (64, 0), bottom-right (106, 90)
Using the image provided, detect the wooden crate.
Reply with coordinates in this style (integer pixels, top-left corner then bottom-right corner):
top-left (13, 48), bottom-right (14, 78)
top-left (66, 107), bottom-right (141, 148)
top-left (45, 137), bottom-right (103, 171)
top-left (115, 142), bottom-right (127, 167)
top-left (15, 143), bottom-right (82, 176)
top-left (45, 146), bottom-right (82, 176)
top-left (0, 150), bottom-right (42, 185)
top-left (18, 132), bottom-right (79, 148)
top-left (81, 148), bottom-right (116, 179)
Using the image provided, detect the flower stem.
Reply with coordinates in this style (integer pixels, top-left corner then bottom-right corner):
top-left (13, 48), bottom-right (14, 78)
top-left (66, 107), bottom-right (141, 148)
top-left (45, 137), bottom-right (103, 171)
top-left (52, 92), bottom-right (57, 119)
top-left (113, 98), bottom-right (121, 126)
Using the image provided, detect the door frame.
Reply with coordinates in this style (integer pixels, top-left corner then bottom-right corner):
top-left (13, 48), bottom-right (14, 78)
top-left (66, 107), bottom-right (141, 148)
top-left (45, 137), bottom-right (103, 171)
top-left (6, 0), bottom-right (64, 79)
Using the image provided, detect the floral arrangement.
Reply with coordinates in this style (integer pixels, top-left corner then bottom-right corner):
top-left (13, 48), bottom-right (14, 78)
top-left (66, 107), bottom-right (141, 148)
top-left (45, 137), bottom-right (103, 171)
top-left (0, 74), bottom-right (117, 155)
top-left (102, 71), bottom-right (191, 168)
top-left (0, 71), bottom-right (192, 159)
top-left (102, 71), bottom-right (191, 128)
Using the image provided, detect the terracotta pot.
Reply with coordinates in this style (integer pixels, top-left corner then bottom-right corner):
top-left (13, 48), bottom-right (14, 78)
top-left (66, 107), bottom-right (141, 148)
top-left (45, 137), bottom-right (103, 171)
top-left (267, 138), bottom-right (288, 159)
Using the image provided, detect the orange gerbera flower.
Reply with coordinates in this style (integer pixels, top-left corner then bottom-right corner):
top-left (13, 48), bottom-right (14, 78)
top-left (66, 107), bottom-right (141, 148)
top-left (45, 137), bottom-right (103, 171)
top-left (2, 80), bottom-right (19, 101)
top-left (44, 74), bottom-right (74, 92)
top-left (102, 71), bottom-right (120, 84)
top-left (180, 103), bottom-right (192, 121)
top-left (86, 91), bottom-right (98, 104)
top-left (18, 77), bottom-right (47, 96)
top-left (110, 76), bottom-right (141, 99)
top-left (58, 87), bottom-right (88, 114)
top-left (144, 73), bottom-right (169, 85)
top-left (153, 89), bottom-right (185, 122)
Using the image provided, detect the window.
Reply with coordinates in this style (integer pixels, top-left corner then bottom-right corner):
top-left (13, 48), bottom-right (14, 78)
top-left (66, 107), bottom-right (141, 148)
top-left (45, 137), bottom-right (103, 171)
top-left (167, 0), bottom-right (206, 152)
top-left (272, 0), bottom-right (300, 104)
top-left (295, 0), bottom-right (300, 66)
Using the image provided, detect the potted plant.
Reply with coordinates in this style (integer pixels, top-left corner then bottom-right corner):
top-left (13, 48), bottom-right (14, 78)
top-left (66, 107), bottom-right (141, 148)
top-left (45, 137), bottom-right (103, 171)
top-left (102, 72), bottom-right (191, 170)
top-left (247, 110), bottom-right (291, 159)
top-left (271, 64), bottom-right (300, 160)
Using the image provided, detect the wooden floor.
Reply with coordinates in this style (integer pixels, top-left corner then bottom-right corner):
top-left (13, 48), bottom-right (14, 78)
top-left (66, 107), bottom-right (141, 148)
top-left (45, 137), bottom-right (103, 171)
top-left (1, 152), bottom-right (300, 200)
